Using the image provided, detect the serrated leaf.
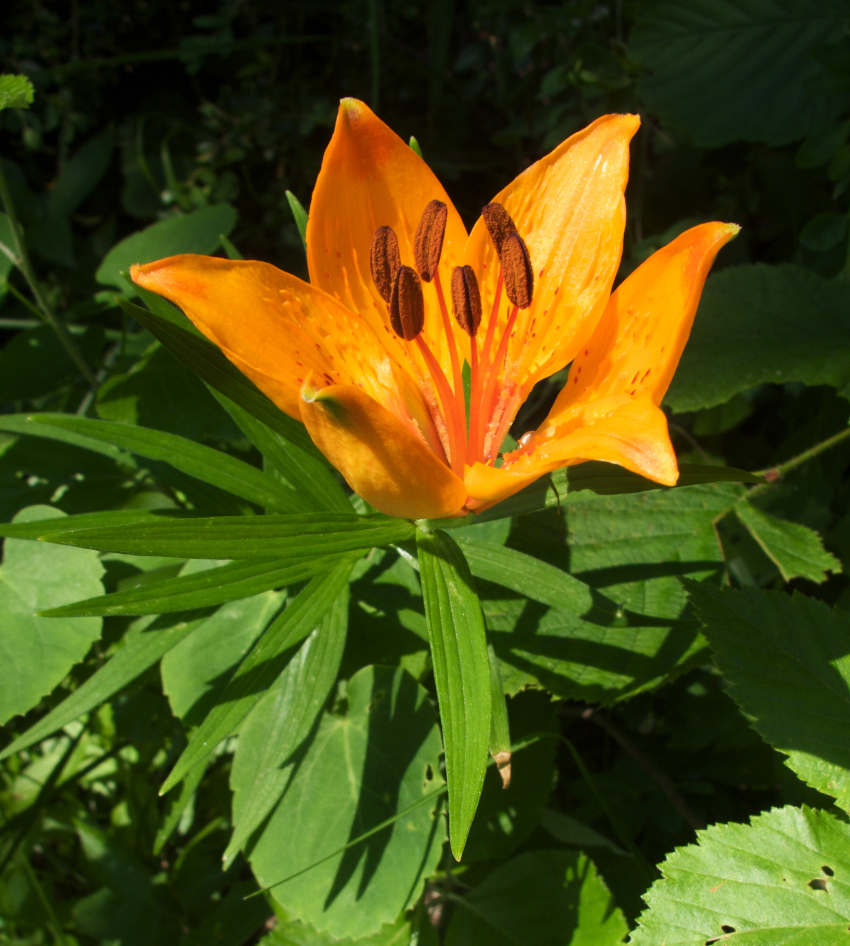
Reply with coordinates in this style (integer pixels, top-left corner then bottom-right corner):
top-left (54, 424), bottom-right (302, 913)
top-left (630, 0), bottom-right (848, 147)
top-left (667, 264), bottom-right (850, 412)
top-left (0, 506), bottom-right (104, 725)
top-left (0, 609), bottom-right (212, 760)
top-left (416, 528), bottom-right (490, 860)
top-left (631, 805), bottom-right (850, 945)
top-left (735, 500), bottom-right (841, 583)
top-left (32, 414), bottom-right (303, 514)
top-left (226, 586), bottom-right (348, 866)
top-left (0, 74), bottom-right (34, 110)
top-left (247, 665), bottom-right (445, 941)
top-left (38, 512), bottom-right (414, 560)
top-left (41, 554), bottom-right (352, 616)
top-left (445, 849), bottom-right (627, 945)
top-left (118, 299), bottom-right (321, 459)
top-left (96, 204), bottom-right (237, 289)
top-left (687, 582), bottom-right (850, 811)
top-left (159, 563), bottom-right (352, 794)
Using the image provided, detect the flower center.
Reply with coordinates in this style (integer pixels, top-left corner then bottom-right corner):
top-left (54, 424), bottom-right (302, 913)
top-left (368, 201), bottom-right (534, 477)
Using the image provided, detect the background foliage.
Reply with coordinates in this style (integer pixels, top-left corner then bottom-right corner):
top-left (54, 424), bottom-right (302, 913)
top-left (2, 0), bottom-right (850, 944)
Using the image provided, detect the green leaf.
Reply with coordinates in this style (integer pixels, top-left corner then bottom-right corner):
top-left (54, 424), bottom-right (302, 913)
top-left (208, 387), bottom-right (351, 514)
top-left (159, 563), bottom-right (352, 794)
top-left (735, 500), bottom-right (841, 583)
top-left (38, 512), bottom-right (415, 560)
top-left (0, 413), bottom-right (135, 466)
top-left (667, 264), bottom-right (850, 412)
top-left (462, 691), bottom-right (558, 864)
top-left (154, 757), bottom-right (208, 856)
top-left (539, 809), bottom-right (628, 857)
top-left (460, 462), bottom-right (761, 526)
top-left (416, 528), bottom-right (491, 860)
top-left (95, 204), bottom-right (237, 289)
top-left (445, 849), bottom-right (627, 945)
top-left (0, 74), bottom-right (34, 110)
top-left (0, 506), bottom-right (104, 726)
top-left (247, 665), bottom-right (445, 941)
top-left (631, 805), bottom-right (850, 945)
top-left (687, 582), bottom-right (850, 811)
top-left (183, 879), bottom-right (272, 946)
top-left (457, 537), bottom-right (614, 620)
top-left (0, 325), bottom-right (106, 401)
top-left (32, 414), bottom-right (304, 514)
top-left (226, 586), bottom-right (348, 866)
top-left (161, 589), bottom-right (284, 724)
top-left (0, 607), bottom-right (212, 760)
top-left (262, 913), bottom-right (411, 946)
top-left (630, 0), bottom-right (848, 147)
top-left (0, 508), bottom-right (193, 540)
top-left (97, 343), bottom-right (241, 443)
top-left (118, 298), bottom-right (322, 459)
top-left (48, 127), bottom-right (115, 219)
top-left (41, 554), bottom-right (352, 616)
top-left (285, 190), bottom-right (308, 252)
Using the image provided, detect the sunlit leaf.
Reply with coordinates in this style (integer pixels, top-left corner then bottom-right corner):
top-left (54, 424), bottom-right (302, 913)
top-left (416, 528), bottom-right (490, 860)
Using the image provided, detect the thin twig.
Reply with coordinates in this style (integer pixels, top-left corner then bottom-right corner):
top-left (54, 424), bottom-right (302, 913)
top-left (0, 162), bottom-right (98, 392)
top-left (748, 425), bottom-right (850, 501)
top-left (565, 706), bottom-right (705, 832)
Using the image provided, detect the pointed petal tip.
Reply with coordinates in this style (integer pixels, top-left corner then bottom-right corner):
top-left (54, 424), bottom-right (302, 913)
top-left (338, 97), bottom-right (370, 123)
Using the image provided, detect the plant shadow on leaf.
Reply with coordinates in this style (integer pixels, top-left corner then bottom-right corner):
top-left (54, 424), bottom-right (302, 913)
top-left (322, 670), bottom-right (439, 910)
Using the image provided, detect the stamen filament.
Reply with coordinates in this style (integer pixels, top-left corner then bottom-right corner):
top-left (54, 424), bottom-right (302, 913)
top-left (433, 271), bottom-right (465, 422)
top-left (480, 304), bottom-right (518, 463)
top-left (470, 268), bottom-right (504, 464)
top-left (467, 333), bottom-right (480, 466)
top-left (414, 335), bottom-right (466, 479)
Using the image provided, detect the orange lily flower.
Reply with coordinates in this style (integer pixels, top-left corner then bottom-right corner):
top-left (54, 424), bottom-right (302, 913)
top-left (131, 99), bottom-right (738, 521)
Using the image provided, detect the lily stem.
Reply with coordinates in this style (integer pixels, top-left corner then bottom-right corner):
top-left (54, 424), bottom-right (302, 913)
top-left (0, 160), bottom-right (98, 393)
top-left (748, 425), bottom-right (850, 500)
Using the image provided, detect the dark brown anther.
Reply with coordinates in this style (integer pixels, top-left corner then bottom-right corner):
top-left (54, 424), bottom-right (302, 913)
top-left (390, 265), bottom-right (425, 341)
top-left (414, 200), bottom-right (448, 282)
top-left (450, 265), bottom-right (482, 337)
top-left (370, 225), bottom-right (402, 303)
top-left (502, 232), bottom-right (533, 309)
top-left (481, 202), bottom-right (517, 257)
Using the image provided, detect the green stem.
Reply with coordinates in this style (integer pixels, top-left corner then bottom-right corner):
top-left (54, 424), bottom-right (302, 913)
top-left (749, 425), bottom-right (850, 500)
top-left (0, 161), bottom-right (98, 392)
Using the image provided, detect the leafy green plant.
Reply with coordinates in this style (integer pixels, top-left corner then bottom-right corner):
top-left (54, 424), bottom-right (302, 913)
top-left (2, 1), bottom-right (850, 943)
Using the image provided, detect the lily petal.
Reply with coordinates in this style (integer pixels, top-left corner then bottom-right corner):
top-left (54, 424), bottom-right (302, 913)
top-left (464, 114), bottom-right (639, 400)
top-left (130, 254), bottom-right (411, 423)
top-left (545, 221), bottom-right (741, 426)
top-left (300, 381), bottom-right (468, 520)
top-left (465, 395), bottom-right (677, 508)
top-left (307, 98), bottom-right (469, 374)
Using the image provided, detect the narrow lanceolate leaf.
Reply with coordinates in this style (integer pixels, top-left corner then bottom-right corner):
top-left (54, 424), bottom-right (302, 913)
top-left (38, 513), bottom-right (415, 560)
top-left (416, 528), bottom-right (490, 860)
top-left (735, 500), bottom-right (841, 583)
top-left (0, 610), bottom-right (212, 761)
top-left (687, 581), bottom-right (850, 811)
top-left (631, 805), bottom-right (850, 945)
top-left (40, 554), bottom-right (356, 617)
top-left (31, 414), bottom-right (303, 514)
top-left (457, 537), bottom-right (616, 621)
top-left (0, 413), bottom-right (134, 465)
top-left (225, 586), bottom-right (349, 867)
top-left (208, 387), bottom-right (351, 514)
top-left (0, 509), bottom-right (197, 540)
top-left (159, 563), bottom-right (352, 795)
top-left (118, 299), bottom-right (322, 459)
